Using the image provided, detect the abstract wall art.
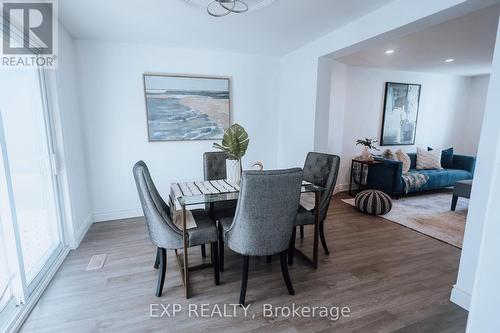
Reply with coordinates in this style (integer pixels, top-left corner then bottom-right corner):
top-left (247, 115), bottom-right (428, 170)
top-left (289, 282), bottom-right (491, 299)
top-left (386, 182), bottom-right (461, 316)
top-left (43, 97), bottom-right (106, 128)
top-left (143, 73), bottom-right (231, 141)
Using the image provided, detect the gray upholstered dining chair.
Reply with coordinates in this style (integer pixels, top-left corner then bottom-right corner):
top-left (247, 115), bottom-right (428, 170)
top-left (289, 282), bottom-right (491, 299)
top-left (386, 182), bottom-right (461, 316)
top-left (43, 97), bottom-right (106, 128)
top-left (133, 161), bottom-right (220, 298)
top-left (218, 168), bottom-right (302, 305)
top-left (289, 152), bottom-right (340, 264)
top-left (203, 151), bottom-right (237, 267)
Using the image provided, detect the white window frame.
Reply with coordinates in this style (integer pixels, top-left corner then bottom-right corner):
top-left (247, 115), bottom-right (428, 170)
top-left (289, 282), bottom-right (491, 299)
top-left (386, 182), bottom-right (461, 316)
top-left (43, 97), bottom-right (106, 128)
top-left (0, 15), bottom-right (69, 332)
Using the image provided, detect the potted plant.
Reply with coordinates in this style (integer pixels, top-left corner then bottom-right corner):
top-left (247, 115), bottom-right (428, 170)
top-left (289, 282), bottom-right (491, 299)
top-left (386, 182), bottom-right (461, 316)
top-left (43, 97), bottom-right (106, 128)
top-left (213, 123), bottom-right (249, 184)
top-left (356, 138), bottom-right (379, 161)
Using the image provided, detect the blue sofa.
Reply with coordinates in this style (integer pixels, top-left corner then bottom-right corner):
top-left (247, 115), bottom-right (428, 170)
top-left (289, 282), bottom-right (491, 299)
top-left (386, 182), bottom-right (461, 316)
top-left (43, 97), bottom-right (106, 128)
top-left (366, 153), bottom-right (475, 196)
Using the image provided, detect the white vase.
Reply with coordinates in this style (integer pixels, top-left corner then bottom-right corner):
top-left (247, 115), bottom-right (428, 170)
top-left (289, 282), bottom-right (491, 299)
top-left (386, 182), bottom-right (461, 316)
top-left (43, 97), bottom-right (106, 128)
top-left (227, 159), bottom-right (242, 185)
top-left (361, 147), bottom-right (372, 161)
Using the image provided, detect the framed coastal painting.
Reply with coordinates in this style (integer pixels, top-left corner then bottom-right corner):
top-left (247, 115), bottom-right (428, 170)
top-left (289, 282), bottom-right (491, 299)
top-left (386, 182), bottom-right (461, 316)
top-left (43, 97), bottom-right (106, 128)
top-left (380, 82), bottom-right (421, 146)
top-left (143, 73), bottom-right (231, 141)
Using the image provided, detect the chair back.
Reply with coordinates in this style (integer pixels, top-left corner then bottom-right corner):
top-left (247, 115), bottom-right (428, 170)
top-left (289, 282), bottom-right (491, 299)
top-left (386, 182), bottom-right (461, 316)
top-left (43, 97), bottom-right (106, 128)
top-left (133, 161), bottom-right (182, 249)
top-left (203, 151), bottom-right (228, 180)
top-left (303, 152), bottom-right (340, 222)
top-left (225, 168), bottom-right (302, 256)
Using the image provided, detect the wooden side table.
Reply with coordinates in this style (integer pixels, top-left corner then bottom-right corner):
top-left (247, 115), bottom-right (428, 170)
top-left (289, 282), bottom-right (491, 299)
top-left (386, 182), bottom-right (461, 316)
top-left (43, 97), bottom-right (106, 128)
top-left (348, 159), bottom-right (381, 196)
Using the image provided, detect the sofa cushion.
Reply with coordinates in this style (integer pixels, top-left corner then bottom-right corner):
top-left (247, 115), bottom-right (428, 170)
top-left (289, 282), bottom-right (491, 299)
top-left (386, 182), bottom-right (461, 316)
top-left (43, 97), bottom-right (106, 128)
top-left (408, 153), bottom-right (417, 169)
top-left (416, 147), bottom-right (442, 170)
top-left (382, 149), bottom-right (398, 161)
top-left (395, 149), bottom-right (411, 174)
top-left (428, 147), bottom-right (454, 169)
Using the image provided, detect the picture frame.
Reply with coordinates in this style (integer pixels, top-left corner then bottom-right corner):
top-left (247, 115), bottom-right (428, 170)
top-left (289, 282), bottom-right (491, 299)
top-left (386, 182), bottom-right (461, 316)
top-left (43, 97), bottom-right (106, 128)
top-left (143, 73), bottom-right (231, 142)
top-left (380, 82), bottom-right (421, 146)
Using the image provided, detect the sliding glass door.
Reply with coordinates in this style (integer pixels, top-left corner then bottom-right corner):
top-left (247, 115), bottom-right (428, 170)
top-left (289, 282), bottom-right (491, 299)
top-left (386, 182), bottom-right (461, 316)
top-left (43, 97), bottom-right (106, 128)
top-left (0, 67), bottom-right (64, 325)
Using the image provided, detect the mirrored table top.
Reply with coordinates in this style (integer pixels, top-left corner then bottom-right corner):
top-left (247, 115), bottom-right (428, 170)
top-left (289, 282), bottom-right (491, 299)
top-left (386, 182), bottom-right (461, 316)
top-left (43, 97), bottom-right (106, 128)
top-left (177, 182), bottom-right (325, 207)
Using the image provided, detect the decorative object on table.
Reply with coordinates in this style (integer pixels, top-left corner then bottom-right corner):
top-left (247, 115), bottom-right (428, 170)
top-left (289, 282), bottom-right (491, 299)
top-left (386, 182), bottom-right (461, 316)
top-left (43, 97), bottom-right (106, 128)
top-left (348, 158), bottom-right (382, 196)
top-left (416, 147), bottom-right (442, 170)
top-left (382, 149), bottom-right (398, 161)
top-left (380, 82), bottom-right (421, 146)
top-left (213, 123), bottom-right (249, 185)
top-left (452, 179), bottom-right (472, 211)
top-left (249, 161), bottom-right (264, 171)
top-left (395, 149), bottom-right (411, 173)
top-left (342, 191), bottom-right (467, 248)
top-left (356, 137), bottom-right (379, 161)
top-left (143, 73), bottom-right (230, 141)
top-left (428, 147), bottom-right (454, 168)
top-left (354, 189), bottom-right (392, 215)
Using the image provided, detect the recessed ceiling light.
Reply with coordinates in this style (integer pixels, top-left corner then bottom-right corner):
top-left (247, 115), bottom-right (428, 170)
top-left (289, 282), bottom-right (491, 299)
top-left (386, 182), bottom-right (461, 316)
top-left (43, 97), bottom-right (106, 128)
top-left (445, 58), bottom-right (455, 63)
top-left (385, 49), bottom-right (395, 54)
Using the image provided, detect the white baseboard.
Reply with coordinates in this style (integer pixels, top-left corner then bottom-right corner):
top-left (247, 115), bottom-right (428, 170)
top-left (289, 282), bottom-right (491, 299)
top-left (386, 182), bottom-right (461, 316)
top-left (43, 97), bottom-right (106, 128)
top-left (334, 183), bottom-right (349, 194)
top-left (6, 246), bottom-right (70, 333)
top-left (71, 214), bottom-right (93, 249)
top-left (451, 285), bottom-right (471, 310)
top-left (89, 183), bottom-right (351, 225)
top-left (90, 184), bottom-right (351, 225)
top-left (92, 208), bottom-right (143, 223)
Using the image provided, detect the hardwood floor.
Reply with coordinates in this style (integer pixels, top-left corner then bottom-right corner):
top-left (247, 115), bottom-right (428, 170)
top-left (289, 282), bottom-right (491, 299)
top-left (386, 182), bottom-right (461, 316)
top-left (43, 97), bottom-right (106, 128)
top-left (20, 193), bottom-right (467, 333)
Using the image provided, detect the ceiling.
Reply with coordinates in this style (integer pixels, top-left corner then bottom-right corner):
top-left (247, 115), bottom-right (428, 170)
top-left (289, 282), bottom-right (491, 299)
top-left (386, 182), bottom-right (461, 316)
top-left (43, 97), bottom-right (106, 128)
top-left (335, 4), bottom-right (500, 76)
top-left (58, 0), bottom-right (394, 56)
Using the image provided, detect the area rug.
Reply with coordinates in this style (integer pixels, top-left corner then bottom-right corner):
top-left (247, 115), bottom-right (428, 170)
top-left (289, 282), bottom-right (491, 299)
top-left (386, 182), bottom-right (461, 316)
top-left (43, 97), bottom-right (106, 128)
top-left (342, 191), bottom-right (468, 248)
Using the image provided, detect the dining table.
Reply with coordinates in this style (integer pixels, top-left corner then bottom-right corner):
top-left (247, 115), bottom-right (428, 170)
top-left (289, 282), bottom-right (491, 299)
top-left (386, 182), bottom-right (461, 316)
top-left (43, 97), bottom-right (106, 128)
top-left (169, 179), bottom-right (325, 298)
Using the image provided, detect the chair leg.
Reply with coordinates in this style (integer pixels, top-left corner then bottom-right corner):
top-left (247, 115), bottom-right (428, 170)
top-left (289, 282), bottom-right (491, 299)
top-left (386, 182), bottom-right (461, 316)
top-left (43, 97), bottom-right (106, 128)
top-left (154, 247), bottom-right (160, 269)
top-left (300, 225), bottom-right (304, 239)
top-left (211, 242), bottom-right (220, 285)
top-left (155, 248), bottom-right (167, 297)
top-left (319, 221), bottom-right (330, 255)
top-left (288, 227), bottom-right (296, 265)
top-left (451, 195), bottom-right (458, 211)
top-left (201, 244), bottom-right (206, 258)
top-left (218, 222), bottom-right (224, 272)
top-left (280, 251), bottom-right (295, 295)
top-left (239, 255), bottom-right (250, 306)
top-left (266, 255), bottom-right (272, 263)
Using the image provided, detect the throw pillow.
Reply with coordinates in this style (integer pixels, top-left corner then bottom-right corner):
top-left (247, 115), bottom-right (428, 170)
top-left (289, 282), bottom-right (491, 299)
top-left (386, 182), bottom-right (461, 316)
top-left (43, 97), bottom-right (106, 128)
top-left (395, 149), bottom-right (411, 174)
top-left (428, 147), bottom-right (453, 169)
top-left (382, 149), bottom-right (398, 161)
top-left (416, 147), bottom-right (442, 170)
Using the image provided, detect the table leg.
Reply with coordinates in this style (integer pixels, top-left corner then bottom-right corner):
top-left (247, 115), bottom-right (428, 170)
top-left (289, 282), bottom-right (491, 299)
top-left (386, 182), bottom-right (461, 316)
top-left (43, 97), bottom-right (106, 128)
top-left (349, 161), bottom-right (354, 196)
top-left (359, 163), bottom-right (365, 193)
top-left (313, 191), bottom-right (320, 269)
top-left (182, 205), bottom-right (190, 299)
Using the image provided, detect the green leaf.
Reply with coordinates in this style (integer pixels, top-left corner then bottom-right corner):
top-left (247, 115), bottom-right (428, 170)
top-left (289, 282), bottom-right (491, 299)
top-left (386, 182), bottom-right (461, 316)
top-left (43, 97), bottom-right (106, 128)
top-left (213, 123), bottom-right (249, 160)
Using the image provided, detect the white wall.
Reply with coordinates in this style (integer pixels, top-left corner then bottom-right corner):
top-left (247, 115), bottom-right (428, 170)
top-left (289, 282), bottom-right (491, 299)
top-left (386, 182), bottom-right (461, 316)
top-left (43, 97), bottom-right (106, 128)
top-left (466, 36), bottom-right (500, 328)
top-left (276, 0), bottom-right (467, 169)
top-left (327, 65), bottom-right (485, 186)
top-left (52, 24), bottom-right (91, 248)
top-left (452, 24), bottom-right (500, 314)
top-left (460, 75), bottom-right (490, 155)
top-left (74, 40), bottom-right (280, 221)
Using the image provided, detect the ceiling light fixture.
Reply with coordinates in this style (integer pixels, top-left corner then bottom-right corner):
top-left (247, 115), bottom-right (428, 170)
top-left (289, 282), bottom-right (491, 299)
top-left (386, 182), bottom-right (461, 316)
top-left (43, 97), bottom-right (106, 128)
top-left (445, 58), bottom-right (455, 63)
top-left (385, 49), bottom-right (395, 54)
top-left (207, 0), bottom-right (248, 17)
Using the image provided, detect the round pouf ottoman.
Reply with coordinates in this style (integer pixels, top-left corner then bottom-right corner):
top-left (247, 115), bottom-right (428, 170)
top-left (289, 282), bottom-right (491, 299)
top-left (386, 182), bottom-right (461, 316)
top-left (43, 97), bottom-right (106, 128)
top-left (355, 190), bottom-right (392, 215)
